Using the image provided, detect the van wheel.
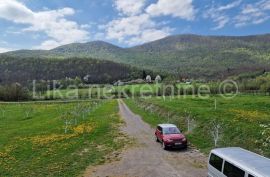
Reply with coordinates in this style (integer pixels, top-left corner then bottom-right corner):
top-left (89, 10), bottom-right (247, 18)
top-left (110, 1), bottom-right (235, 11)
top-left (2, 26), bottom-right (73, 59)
top-left (162, 142), bottom-right (167, 150)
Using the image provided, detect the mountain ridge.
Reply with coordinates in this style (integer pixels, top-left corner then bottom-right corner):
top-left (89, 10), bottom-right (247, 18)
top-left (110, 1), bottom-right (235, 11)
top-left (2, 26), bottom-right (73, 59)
top-left (4, 33), bottom-right (270, 53)
top-left (2, 33), bottom-right (270, 79)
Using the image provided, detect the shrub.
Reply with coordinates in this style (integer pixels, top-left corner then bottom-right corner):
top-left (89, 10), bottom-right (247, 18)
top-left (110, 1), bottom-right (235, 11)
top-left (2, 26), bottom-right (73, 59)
top-left (0, 83), bottom-right (30, 101)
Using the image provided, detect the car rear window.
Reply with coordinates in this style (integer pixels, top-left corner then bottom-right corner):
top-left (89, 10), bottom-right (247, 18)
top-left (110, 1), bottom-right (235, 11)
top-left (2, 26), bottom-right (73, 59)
top-left (223, 161), bottom-right (245, 177)
top-left (209, 153), bottom-right (223, 171)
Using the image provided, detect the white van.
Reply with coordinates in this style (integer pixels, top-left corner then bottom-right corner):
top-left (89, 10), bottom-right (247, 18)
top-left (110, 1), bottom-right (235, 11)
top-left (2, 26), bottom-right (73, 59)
top-left (208, 147), bottom-right (270, 177)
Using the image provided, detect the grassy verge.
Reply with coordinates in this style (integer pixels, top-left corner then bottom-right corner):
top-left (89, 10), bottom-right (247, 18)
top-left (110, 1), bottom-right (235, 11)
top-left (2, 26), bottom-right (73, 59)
top-left (125, 99), bottom-right (164, 127)
top-left (0, 100), bottom-right (127, 176)
top-left (125, 95), bottom-right (270, 157)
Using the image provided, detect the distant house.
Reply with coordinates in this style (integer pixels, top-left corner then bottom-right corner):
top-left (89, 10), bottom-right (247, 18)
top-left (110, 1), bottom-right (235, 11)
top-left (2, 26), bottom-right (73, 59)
top-left (155, 75), bottom-right (162, 83)
top-left (83, 75), bottom-right (90, 82)
top-left (146, 75), bottom-right (152, 83)
top-left (114, 80), bottom-right (124, 86)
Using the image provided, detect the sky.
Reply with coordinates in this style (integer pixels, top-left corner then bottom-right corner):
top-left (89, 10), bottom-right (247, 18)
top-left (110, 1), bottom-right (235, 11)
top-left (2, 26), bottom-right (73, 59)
top-left (0, 0), bottom-right (270, 52)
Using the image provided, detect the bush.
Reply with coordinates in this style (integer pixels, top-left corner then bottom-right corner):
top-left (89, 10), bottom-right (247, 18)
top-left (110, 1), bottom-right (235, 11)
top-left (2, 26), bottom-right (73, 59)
top-left (0, 83), bottom-right (30, 101)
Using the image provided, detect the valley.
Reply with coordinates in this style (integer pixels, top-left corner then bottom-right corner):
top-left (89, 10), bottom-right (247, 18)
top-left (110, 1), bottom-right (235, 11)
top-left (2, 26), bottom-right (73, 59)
top-left (1, 0), bottom-right (270, 176)
top-left (1, 34), bottom-right (270, 177)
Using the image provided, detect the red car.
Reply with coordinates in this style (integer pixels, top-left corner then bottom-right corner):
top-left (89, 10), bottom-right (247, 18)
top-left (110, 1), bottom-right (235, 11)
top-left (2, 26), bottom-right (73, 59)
top-left (155, 124), bottom-right (187, 150)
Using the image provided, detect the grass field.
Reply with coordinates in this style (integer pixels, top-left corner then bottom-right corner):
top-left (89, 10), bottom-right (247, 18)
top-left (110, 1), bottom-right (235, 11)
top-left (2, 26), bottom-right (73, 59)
top-left (43, 84), bottom-right (161, 99)
top-left (42, 82), bottom-right (238, 100)
top-left (125, 95), bottom-right (270, 157)
top-left (0, 100), bottom-right (128, 176)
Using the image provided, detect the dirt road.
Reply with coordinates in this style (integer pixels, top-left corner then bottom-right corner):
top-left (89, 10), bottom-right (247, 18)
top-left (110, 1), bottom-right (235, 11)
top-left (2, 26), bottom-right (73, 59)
top-left (84, 100), bottom-right (207, 177)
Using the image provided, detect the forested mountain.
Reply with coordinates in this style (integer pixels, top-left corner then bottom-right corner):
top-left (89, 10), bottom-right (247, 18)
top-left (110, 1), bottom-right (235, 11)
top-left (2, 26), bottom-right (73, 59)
top-left (2, 34), bottom-right (270, 79)
top-left (3, 41), bottom-right (126, 60)
top-left (0, 56), bottom-right (142, 84)
top-left (128, 34), bottom-right (270, 79)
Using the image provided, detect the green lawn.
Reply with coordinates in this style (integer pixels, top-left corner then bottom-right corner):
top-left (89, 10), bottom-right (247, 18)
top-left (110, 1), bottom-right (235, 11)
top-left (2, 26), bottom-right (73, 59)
top-left (125, 95), bottom-right (270, 157)
top-left (44, 87), bottom-right (111, 99)
top-left (43, 84), bottom-right (161, 100)
top-left (0, 100), bottom-right (127, 176)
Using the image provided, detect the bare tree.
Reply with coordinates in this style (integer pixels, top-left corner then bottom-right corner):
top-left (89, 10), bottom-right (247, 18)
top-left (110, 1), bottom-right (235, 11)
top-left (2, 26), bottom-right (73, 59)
top-left (60, 111), bottom-right (73, 134)
top-left (167, 112), bottom-right (171, 123)
top-left (146, 104), bottom-right (154, 113)
top-left (184, 111), bottom-right (196, 132)
top-left (92, 101), bottom-right (98, 109)
top-left (81, 105), bottom-right (91, 120)
top-left (72, 109), bottom-right (80, 125)
top-left (210, 120), bottom-right (223, 147)
top-left (157, 110), bottom-right (162, 117)
top-left (73, 103), bottom-right (87, 125)
top-left (24, 106), bottom-right (34, 118)
top-left (56, 105), bottom-right (64, 116)
top-left (0, 105), bottom-right (7, 118)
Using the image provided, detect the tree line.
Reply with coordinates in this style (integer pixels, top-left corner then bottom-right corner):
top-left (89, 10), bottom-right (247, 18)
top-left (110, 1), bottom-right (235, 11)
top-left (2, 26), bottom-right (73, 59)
top-left (0, 56), bottom-right (142, 85)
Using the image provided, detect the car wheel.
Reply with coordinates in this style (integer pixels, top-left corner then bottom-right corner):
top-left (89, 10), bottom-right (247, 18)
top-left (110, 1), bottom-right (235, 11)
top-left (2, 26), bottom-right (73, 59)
top-left (162, 141), bottom-right (167, 150)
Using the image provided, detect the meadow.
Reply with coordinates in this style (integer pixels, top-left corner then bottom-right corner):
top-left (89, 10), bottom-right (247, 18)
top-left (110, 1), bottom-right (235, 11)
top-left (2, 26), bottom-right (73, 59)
top-left (0, 100), bottom-right (128, 176)
top-left (43, 84), bottom-right (161, 100)
top-left (125, 95), bottom-right (270, 157)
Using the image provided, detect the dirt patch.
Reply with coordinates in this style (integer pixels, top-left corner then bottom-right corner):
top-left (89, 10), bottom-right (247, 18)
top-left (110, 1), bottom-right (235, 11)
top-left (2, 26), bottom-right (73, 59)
top-left (84, 100), bottom-right (207, 177)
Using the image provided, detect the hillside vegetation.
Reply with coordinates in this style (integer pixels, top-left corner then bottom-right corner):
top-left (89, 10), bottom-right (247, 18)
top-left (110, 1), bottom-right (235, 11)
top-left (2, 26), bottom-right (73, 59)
top-left (2, 34), bottom-right (270, 79)
top-left (0, 56), bottom-right (142, 85)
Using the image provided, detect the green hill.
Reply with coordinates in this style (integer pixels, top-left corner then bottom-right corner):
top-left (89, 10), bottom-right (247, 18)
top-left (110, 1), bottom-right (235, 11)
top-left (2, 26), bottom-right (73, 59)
top-left (0, 56), bottom-right (142, 84)
top-left (2, 34), bottom-right (270, 79)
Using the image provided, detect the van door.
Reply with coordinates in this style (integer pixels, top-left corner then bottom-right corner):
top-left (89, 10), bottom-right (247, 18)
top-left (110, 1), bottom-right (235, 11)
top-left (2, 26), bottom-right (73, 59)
top-left (208, 153), bottom-right (225, 177)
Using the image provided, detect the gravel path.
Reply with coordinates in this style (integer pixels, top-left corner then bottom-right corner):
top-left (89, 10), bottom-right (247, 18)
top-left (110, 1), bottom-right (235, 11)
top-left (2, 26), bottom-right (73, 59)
top-left (84, 100), bottom-right (207, 177)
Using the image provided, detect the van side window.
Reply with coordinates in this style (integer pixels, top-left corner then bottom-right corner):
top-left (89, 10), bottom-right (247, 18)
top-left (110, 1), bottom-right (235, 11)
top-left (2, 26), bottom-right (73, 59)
top-left (223, 161), bottom-right (245, 177)
top-left (248, 175), bottom-right (255, 177)
top-left (209, 153), bottom-right (223, 171)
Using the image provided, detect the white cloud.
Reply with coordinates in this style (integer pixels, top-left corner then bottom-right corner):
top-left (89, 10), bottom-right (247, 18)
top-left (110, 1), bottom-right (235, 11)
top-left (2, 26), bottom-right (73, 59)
top-left (127, 27), bottom-right (172, 45)
top-left (234, 0), bottom-right (270, 27)
top-left (114, 0), bottom-right (146, 16)
top-left (105, 14), bottom-right (154, 41)
top-left (0, 47), bottom-right (13, 53)
top-left (0, 0), bottom-right (89, 49)
top-left (212, 15), bottom-right (230, 30)
top-left (146, 0), bottom-right (195, 20)
top-left (204, 0), bottom-right (242, 30)
top-left (217, 0), bottom-right (242, 11)
top-left (104, 0), bottom-right (198, 45)
top-left (104, 14), bottom-right (172, 45)
top-left (204, 10), bottom-right (229, 30)
top-left (0, 0), bottom-right (34, 23)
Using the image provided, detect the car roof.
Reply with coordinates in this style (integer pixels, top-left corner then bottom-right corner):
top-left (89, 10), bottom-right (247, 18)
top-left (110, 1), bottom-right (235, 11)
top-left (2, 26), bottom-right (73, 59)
top-left (158, 124), bottom-right (177, 128)
top-left (211, 147), bottom-right (270, 177)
